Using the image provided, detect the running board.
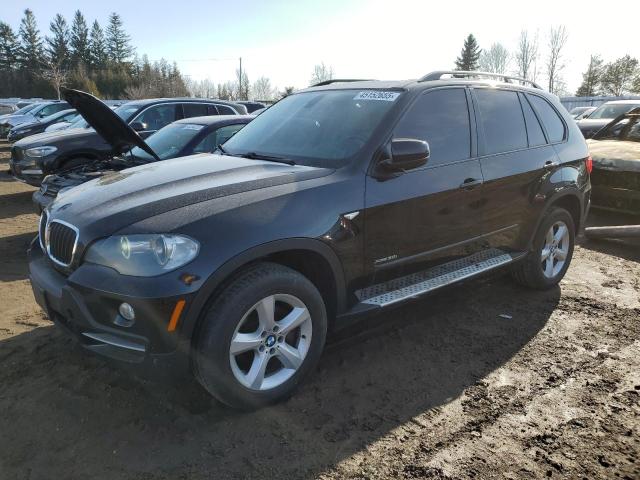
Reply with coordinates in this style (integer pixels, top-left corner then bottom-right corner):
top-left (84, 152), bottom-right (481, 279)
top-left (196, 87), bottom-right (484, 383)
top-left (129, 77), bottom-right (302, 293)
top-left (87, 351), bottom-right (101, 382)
top-left (356, 249), bottom-right (516, 307)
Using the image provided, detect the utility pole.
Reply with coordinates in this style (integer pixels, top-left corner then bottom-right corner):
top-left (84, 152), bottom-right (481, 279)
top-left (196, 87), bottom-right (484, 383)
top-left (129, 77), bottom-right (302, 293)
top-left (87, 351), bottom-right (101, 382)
top-left (239, 57), bottom-right (243, 100)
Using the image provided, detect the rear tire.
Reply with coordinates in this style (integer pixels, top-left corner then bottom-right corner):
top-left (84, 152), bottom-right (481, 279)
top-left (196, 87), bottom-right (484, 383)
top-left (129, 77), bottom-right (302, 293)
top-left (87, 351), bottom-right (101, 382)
top-left (511, 207), bottom-right (575, 289)
top-left (193, 262), bottom-right (327, 410)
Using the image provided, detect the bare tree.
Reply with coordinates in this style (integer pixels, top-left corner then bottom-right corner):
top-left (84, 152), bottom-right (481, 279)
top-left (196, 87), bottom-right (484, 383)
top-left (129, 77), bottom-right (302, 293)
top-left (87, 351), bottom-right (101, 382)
top-left (545, 25), bottom-right (569, 94)
top-left (514, 30), bottom-right (538, 81)
top-left (235, 68), bottom-right (250, 100)
top-left (479, 43), bottom-right (510, 74)
top-left (251, 76), bottom-right (274, 101)
top-left (41, 59), bottom-right (68, 99)
top-left (186, 78), bottom-right (217, 98)
top-left (310, 62), bottom-right (333, 85)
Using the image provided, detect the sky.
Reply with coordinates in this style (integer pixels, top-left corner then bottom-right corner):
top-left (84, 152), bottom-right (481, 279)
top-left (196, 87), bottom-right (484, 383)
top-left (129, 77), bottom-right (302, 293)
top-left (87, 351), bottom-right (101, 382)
top-left (3, 0), bottom-right (640, 94)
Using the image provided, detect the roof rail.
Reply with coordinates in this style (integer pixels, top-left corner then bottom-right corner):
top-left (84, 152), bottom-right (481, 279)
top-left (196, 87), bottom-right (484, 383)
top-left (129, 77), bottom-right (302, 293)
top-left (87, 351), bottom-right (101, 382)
top-left (419, 71), bottom-right (542, 89)
top-left (310, 79), bottom-right (375, 87)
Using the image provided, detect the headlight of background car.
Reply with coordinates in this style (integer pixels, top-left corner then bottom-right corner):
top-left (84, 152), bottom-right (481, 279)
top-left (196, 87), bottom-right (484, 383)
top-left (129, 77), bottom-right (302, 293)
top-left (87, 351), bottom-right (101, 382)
top-left (25, 146), bottom-right (57, 157)
top-left (84, 234), bottom-right (199, 276)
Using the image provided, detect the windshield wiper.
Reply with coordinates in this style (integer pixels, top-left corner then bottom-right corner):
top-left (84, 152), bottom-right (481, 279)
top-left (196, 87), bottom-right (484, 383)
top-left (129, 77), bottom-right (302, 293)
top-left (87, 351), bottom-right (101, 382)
top-left (240, 151), bottom-right (296, 165)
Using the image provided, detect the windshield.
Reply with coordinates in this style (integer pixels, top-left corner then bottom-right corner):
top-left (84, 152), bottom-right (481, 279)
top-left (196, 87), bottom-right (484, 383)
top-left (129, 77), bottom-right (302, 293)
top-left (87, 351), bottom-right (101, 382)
top-left (222, 89), bottom-right (402, 167)
top-left (588, 103), bottom-right (639, 120)
top-left (113, 103), bottom-right (140, 122)
top-left (130, 122), bottom-right (205, 161)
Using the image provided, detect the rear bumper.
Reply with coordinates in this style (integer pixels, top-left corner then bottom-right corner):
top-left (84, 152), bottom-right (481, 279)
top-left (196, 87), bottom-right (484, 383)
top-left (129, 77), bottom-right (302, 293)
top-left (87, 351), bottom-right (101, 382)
top-left (28, 242), bottom-right (194, 380)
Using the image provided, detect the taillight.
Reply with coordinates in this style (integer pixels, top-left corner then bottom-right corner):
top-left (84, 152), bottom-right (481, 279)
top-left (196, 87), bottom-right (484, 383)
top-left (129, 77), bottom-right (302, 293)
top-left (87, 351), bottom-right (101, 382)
top-left (585, 155), bottom-right (593, 174)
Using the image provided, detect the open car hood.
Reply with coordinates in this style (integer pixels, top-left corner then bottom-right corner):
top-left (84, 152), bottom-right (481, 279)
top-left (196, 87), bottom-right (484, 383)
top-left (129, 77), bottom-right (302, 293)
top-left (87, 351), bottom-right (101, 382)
top-left (62, 89), bottom-right (159, 161)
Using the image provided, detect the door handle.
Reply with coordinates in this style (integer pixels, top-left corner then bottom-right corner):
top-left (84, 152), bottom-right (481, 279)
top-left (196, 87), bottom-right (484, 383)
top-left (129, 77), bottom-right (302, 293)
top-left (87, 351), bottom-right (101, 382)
top-left (459, 178), bottom-right (483, 190)
top-left (544, 160), bottom-right (559, 169)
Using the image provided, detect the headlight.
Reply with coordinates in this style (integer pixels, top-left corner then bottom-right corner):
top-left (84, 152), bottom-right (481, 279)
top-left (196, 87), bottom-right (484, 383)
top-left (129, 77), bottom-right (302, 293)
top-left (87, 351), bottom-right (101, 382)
top-left (84, 234), bottom-right (199, 277)
top-left (25, 146), bottom-right (57, 157)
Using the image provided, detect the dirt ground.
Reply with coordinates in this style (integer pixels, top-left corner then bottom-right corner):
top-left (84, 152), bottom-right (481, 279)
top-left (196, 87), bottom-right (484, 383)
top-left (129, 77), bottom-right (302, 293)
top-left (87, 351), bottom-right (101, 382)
top-left (0, 143), bottom-right (638, 480)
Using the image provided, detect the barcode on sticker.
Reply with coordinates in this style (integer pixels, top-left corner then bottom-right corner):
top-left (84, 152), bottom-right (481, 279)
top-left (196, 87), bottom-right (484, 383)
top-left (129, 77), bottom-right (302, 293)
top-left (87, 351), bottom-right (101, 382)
top-left (354, 91), bottom-right (400, 102)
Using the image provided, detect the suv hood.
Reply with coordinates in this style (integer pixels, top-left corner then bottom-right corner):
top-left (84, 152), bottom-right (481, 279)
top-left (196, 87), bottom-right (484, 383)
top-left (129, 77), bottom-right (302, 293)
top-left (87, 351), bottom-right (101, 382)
top-left (2, 114), bottom-right (34, 127)
top-left (49, 154), bottom-right (331, 238)
top-left (62, 89), bottom-right (159, 161)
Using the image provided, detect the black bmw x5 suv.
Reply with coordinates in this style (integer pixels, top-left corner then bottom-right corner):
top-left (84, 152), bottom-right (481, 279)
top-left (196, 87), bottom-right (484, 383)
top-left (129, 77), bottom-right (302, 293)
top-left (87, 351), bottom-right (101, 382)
top-left (29, 72), bottom-right (591, 409)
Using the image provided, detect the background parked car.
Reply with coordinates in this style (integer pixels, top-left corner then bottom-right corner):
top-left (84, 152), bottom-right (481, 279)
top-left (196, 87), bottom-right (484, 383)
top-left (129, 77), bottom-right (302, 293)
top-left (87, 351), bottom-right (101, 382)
top-left (0, 103), bottom-right (17, 115)
top-left (576, 100), bottom-right (640, 138)
top-left (7, 109), bottom-right (78, 142)
top-left (10, 97), bottom-right (247, 186)
top-left (588, 107), bottom-right (640, 214)
top-left (0, 102), bottom-right (38, 124)
top-left (569, 106), bottom-right (596, 120)
top-left (43, 113), bottom-right (82, 132)
top-left (0, 101), bottom-right (71, 139)
top-left (34, 112), bottom-right (252, 210)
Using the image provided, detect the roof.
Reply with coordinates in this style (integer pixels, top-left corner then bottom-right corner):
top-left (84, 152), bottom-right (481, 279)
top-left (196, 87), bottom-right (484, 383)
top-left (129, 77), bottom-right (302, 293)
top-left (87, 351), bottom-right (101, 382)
top-left (124, 97), bottom-right (243, 107)
top-left (173, 114), bottom-right (253, 126)
top-left (301, 77), bottom-right (545, 95)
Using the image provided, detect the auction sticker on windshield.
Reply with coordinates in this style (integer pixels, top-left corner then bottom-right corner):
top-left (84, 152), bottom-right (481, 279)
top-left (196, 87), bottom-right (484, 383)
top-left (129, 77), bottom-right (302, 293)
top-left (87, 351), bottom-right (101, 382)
top-left (354, 91), bottom-right (400, 101)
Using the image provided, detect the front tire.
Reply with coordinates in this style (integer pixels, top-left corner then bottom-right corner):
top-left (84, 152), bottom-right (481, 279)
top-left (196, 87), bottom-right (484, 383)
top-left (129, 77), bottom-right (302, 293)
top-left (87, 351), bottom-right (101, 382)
top-left (193, 262), bottom-right (327, 409)
top-left (512, 207), bottom-right (575, 289)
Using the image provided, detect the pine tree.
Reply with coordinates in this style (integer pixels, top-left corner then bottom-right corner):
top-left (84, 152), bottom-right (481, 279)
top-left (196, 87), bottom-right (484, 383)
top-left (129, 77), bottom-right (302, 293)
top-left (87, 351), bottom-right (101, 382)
top-left (18, 8), bottom-right (46, 72)
top-left (0, 22), bottom-right (19, 71)
top-left (106, 13), bottom-right (133, 63)
top-left (46, 14), bottom-right (70, 68)
top-left (576, 55), bottom-right (603, 96)
top-left (89, 20), bottom-right (107, 69)
top-left (455, 34), bottom-right (481, 71)
top-left (70, 10), bottom-right (90, 67)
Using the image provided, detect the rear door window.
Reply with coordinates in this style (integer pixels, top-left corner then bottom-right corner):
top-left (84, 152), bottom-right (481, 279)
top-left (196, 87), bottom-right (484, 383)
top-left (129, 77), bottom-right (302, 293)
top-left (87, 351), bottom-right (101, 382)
top-left (207, 105), bottom-right (219, 115)
top-left (519, 94), bottom-right (547, 147)
top-left (393, 88), bottom-right (471, 166)
top-left (134, 104), bottom-right (178, 131)
top-left (474, 89), bottom-right (527, 155)
top-left (527, 94), bottom-right (566, 143)
top-left (183, 103), bottom-right (208, 119)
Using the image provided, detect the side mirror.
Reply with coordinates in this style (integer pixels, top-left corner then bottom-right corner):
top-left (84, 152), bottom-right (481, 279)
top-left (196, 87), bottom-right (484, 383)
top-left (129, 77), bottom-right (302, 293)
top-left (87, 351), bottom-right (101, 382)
top-left (385, 138), bottom-right (430, 171)
top-left (130, 121), bottom-right (148, 132)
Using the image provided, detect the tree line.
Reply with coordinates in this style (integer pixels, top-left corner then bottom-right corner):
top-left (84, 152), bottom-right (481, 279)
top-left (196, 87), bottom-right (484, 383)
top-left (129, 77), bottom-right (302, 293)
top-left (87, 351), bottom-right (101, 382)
top-left (454, 30), bottom-right (640, 96)
top-left (0, 8), bottom-right (189, 100)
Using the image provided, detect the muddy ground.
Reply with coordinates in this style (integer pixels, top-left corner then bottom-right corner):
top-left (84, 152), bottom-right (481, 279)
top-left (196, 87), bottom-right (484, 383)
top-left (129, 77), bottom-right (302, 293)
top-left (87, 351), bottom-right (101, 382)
top-left (0, 144), bottom-right (638, 480)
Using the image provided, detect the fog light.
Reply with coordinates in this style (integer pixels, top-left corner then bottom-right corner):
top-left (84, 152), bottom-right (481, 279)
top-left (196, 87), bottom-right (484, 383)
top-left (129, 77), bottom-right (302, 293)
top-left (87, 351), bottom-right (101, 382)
top-left (119, 303), bottom-right (135, 321)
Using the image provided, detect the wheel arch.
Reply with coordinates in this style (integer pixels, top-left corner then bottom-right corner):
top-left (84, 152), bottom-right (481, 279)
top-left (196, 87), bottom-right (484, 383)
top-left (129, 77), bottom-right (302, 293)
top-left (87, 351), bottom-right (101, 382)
top-left (528, 189), bottom-right (584, 251)
top-left (183, 238), bottom-right (346, 341)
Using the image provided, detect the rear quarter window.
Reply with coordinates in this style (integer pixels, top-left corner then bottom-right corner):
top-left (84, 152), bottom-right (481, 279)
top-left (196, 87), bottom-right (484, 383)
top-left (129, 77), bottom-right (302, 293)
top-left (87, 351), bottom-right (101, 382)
top-left (527, 94), bottom-right (566, 143)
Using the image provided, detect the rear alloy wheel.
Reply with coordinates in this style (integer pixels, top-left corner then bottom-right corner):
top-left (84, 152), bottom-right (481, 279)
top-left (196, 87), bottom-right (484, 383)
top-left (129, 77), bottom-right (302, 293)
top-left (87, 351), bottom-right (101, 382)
top-left (540, 221), bottom-right (570, 279)
top-left (511, 207), bottom-right (575, 289)
top-left (194, 262), bottom-right (327, 409)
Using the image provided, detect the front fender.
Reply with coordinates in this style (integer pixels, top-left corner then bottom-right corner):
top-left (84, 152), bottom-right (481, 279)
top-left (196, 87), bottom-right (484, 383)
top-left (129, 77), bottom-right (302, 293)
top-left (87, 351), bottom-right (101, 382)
top-left (180, 237), bottom-right (346, 340)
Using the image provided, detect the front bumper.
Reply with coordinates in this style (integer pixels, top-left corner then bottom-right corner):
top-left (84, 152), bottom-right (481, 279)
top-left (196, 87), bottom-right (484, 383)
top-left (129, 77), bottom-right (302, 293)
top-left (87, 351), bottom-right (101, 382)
top-left (32, 188), bottom-right (54, 212)
top-left (9, 151), bottom-right (45, 186)
top-left (28, 242), bottom-right (194, 379)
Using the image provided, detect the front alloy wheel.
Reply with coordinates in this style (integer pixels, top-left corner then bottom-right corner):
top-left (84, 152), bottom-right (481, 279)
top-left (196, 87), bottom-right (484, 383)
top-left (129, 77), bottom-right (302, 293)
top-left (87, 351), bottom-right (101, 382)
top-left (230, 294), bottom-right (312, 391)
top-left (194, 262), bottom-right (327, 409)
